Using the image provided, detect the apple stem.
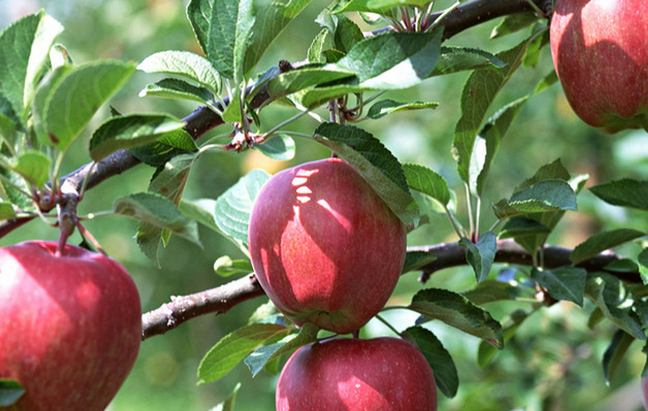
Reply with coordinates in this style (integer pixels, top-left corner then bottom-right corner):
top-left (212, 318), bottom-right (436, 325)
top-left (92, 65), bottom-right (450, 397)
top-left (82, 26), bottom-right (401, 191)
top-left (375, 314), bottom-right (401, 337)
top-left (76, 222), bottom-right (107, 256)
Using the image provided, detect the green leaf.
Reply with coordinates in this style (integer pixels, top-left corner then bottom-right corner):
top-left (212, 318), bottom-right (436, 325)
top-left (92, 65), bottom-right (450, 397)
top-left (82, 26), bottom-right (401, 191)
top-left (0, 202), bottom-right (16, 220)
top-left (208, 383), bottom-right (241, 411)
top-left (307, 29), bottom-right (335, 64)
top-left (0, 11), bottom-right (63, 124)
top-left (409, 288), bottom-right (503, 348)
top-left (255, 135), bottom-right (295, 161)
top-left (459, 231), bottom-right (497, 283)
top-left (0, 167), bottom-right (33, 211)
top-left (402, 250), bottom-right (437, 274)
top-left (463, 280), bottom-right (530, 305)
top-left (362, 0), bottom-right (432, 10)
top-left (585, 272), bottom-right (645, 340)
top-left (187, 0), bottom-right (255, 80)
top-left (12, 150), bottom-right (51, 187)
top-left (402, 326), bottom-right (458, 398)
top-left (313, 122), bottom-right (418, 226)
top-left (499, 217), bottom-right (550, 239)
top-left (430, 47), bottom-right (506, 77)
top-left (214, 256), bottom-right (253, 277)
top-left (0, 112), bottom-right (18, 151)
top-left (493, 179), bottom-right (577, 220)
top-left (43, 60), bottom-right (136, 150)
top-left (148, 153), bottom-right (196, 205)
top-left (530, 266), bottom-right (586, 306)
top-left (0, 379), bottom-right (24, 407)
top-left (453, 37), bottom-right (530, 184)
top-left (366, 100), bottom-right (438, 119)
top-left (198, 323), bottom-right (291, 383)
top-left (179, 198), bottom-right (220, 233)
top-left (602, 330), bottom-right (635, 385)
top-left (139, 78), bottom-right (214, 104)
top-left (402, 163), bottom-right (450, 208)
top-left (244, 323), bottom-right (319, 377)
top-left (266, 65), bottom-right (355, 99)
top-left (589, 179), bottom-right (648, 210)
top-left (137, 50), bottom-right (221, 94)
top-left (333, 29), bottom-right (443, 89)
top-left (491, 13), bottom-right (540, 39)
top-left (570, 229), bottom-right (645, 265)
top-left (477, 309), bottom-right (529, 368)
top-left (638, 248), bottom-right (648, 285)
top-left (114, 192), bottom-right (200, 245)
top-left (89, 114), bottom-right (186, 161)
top-left (242, 0), bottom-right (313, 76)
top-left (129, 129), bottom-right (198, 168)
top-left (214, 169), bottom-right (271, 252)
top-left (332, 15), bottom-right (365, 54)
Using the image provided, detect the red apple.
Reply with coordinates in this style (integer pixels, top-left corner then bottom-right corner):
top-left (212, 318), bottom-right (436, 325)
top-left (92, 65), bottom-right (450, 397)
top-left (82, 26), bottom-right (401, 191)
top-left (276, 337), bottom-right (437, 411)
top-left (248, 158), bottom-right (407, 334)
top-left (0, 241), bottom-right (141, 411)
top-left (550, 0), bottom-right (648, 132)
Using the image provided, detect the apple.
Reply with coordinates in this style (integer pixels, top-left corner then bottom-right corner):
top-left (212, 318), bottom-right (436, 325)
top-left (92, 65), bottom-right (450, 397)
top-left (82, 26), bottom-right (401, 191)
top-left (248, 158), bottom-right (407, 334)
top-left (276, 337), bottom-right (437, 411)
top-left (550, 0), bottom-right (648, 132)
top-left (0, 241), bottom-right (141, 411)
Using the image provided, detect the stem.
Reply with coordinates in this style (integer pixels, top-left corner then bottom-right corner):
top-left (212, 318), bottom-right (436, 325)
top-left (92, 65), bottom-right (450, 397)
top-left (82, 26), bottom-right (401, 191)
top-left (374, 313), bottom-right (401, 336)
top-left (426, 0), bottom-right (461, 32)
top-left (464, 184), bottom-right (475, 240)
top-left (262, 110), bottom-right (311, 139)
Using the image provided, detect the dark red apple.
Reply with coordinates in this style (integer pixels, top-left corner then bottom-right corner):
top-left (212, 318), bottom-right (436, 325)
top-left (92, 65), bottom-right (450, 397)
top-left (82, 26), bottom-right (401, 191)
top-left (248, 158), bottom-right (407, 334)
top-left (550, 0), bottom-right (648, 132)
top-left (0, 241), bottom-right (141, 411)
top-left (276, 337), bottom-right (437, 411)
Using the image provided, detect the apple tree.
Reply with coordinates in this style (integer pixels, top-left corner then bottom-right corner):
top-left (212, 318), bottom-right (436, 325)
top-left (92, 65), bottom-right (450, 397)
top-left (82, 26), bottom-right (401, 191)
top-left (1, 0), bottom-right (648, 409)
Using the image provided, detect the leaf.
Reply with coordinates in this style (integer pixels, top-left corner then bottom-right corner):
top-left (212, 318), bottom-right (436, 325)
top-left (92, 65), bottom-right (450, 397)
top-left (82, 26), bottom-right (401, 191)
top-left (499, 217), bottom-right (550, 239)
top-left (43, 61), bottom-right (136, 150)
top-left (266, 65), bottom-right (354, 99)
top-left (366, 100), bottom-right (438, 119)
top-left (187, 0), bottom-right (255, 80)
top-left (585, 272), bottom-right (645, 340)
top-left (255, 135), bottom-right (295, 161)
top-left (307, 29), bottom-right (335, 64)
top-left (491, 13), bottom-right (540, 39)
top-left (530, 266), bottom-right (587, 306)
top-left (0, 167), bottom-right (33, 211)
top-left (452, 37), bottom-right (530, 184)
top-left (493, 179), bottom-right (577, 220)
top-left (89, 114), bottom-right (186, 161)
top-left (459, 231), bottom-right (497, 283)
top-left (589, 179), bottom-right (648, 210)
top-left (137, 50), bottom-right (221, 94)
top-left (0, 202), bottom-right (16, 220)
top-left (129, 129), bottom-right (198, 168)
top-left (402, 251), bottom-right (437, 274)
top-left (179, 198), bottom-right (220, 232)
top-left (214, 169), bottom-right (271, 252)
top-left (0, 11), bottom-right (63, 124)
top-left (570, 229), bottom-right (645, 265)
top-left (244, 323), bottom-right (319, 377)
top-left (463, 280), bottom-right (530, 305)
top-left (12, 150), bottom-right (51, 187)
top-left (213, 256), bottom-right (253, 277)
top-left (139, 78), bottom-right (214, 104)
top-left (333, 29), bottom-right (443, 89)
top-left (402, 163), bottom-right (450, 208)
top-left (638, 248), bottom-right (648, 285)
top-left (197, 323), bottom-right (291, 383)
top-left (208, 383), bottom-right (241, 411)
top-left (602, 330), bottom-right (635, 385)
top-left (402, 326), bottom-right (458, 398)
top-left (0, 379), bottom-right (24, 407)
top-left (113, 192), bottom-right (200, 245)
top-left (242, 0), bottom-right (313, 76)
top-left (430, 47), bottom-right (506, 77)
top-left (148, 153), bottom-right (196, 205)
top-left (477, 309), bottom-right (529, 368)
top-left (313, 122), bottom-right (418, 226)
top-left (408, 288), bottom-right (503, 348)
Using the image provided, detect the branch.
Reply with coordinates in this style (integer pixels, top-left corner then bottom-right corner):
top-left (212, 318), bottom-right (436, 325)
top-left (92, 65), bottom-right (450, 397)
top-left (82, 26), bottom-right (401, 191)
top-left (140, 239), bottom-right (638, 340)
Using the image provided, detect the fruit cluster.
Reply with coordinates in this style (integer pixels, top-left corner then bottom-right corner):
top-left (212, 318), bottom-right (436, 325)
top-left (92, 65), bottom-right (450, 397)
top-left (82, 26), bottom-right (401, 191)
top-left (248, 158), bottom-right (438, 411)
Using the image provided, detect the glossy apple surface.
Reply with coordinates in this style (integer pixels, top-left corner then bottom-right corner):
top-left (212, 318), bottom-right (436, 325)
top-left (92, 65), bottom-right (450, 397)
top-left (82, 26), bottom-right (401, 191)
top-left (276, 337), bottom-right (437, 411)
top-left (550, 0), bottom-right (648, 132)
top-left (0, 241), bottom-right (141, 411)
top-left (248, 158), bottom-right (407, 334)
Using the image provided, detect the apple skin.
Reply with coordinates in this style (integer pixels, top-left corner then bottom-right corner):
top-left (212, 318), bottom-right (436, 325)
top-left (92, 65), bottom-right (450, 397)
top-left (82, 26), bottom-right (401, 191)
top-left (276, 337), bottom-right (437, 411)
top-left (248, 158), bottom-right (407, 334)
top-left (550, 0), bottom-right (648, 132)
top-left (0, 241), bottom-right (141, 411)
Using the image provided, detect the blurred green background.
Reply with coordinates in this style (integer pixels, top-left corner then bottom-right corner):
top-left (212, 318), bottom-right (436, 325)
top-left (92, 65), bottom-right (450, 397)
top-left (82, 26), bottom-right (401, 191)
top-left (1, 0), bottom-right (648, 410)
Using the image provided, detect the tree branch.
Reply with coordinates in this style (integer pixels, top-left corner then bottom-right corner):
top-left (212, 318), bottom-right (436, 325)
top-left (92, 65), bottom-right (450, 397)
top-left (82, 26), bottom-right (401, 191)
top-left (140, 239), bottom-right (638, 340)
